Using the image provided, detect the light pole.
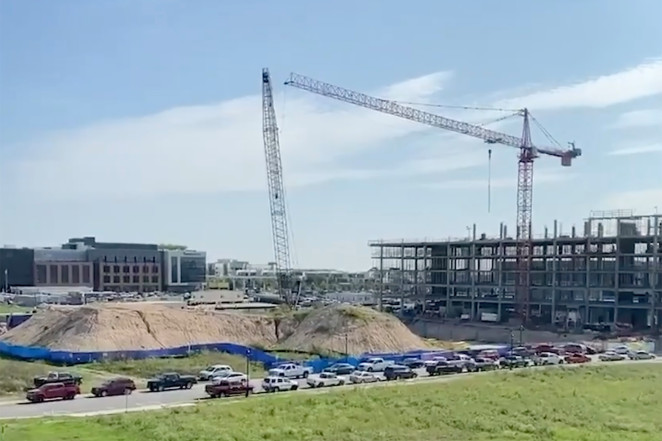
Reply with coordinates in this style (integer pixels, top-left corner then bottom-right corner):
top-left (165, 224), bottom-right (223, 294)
top-left (245, 348), bottom-right (250, 397)
top-left (344, 332), bottom-right (349, 363)
top-left (519, 325), bottom-right (524, 346)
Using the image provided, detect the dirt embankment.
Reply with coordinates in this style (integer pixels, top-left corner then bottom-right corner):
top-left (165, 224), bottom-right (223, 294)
top-left (0, 303), bottom-right (431, 355)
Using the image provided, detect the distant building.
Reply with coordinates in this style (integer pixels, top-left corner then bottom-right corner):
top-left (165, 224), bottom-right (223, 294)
top-left (33, 248), bottom-right (93, 287)
top-left (65, 237), bottom-right (161, 292)
top-left (161, 249), bottom-right (206, 293)
top-left (0, 247), bottom-right (35, 289)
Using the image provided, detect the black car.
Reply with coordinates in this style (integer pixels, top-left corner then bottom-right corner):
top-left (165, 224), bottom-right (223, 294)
top-left (323, 363), bottom-right (356, 375)
top-left (402, 357), bottom-right (425, 369)
top-left (384, 365), bottom-right (417, 381)
top-left (426, 361), bottom-right (462, 376)
top-left (147, 373), bottom-right (197, 392)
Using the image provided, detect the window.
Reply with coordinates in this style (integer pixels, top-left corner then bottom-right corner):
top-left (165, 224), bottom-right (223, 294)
top-left (132, 275), bottom-right (140, 283)
top-left (82, 265), bottom-right (91, 284)
top-left (152, 265), bottom-right (159, 273)
top-left (123, 276), bottom-right (130, 283)
top-left (61, 265), bottom-right (69, 284)
top-left (49, 265), bottom-right (59, 284)
top-left (72, 265), bottom-right (80, 284)
top-left (113, 276), bottom-right (120, 283)
top-left (123, 266), bottom-right (130, 273)
top-left (103, 265), bottom-right (110, 273)
top-left (143, 265), bottom-right (149, 273)
top-left (103, 275), bottom-right (110, 283)
top-left (113, 265), bottom-right (120, 273)
top-left (36, 265), bottom-right (47, 284)
top-left (132, 265), bottom-right (140, 273)
top-left (151, 275), bottom-right (159, 283)
top-left (143, 275), bottom-right (149, 283)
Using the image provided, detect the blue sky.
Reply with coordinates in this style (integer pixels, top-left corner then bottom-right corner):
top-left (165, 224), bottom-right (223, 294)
top-left (1, 0), bottom-right (661, 271)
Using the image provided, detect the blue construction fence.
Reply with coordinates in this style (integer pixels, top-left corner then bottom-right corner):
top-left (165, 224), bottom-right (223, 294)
top-left (0, 340), bottom-right (510, 373)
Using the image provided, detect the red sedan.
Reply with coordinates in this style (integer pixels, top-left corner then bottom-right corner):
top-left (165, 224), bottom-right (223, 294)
top-left (564, 353), bottom-right (591, 364)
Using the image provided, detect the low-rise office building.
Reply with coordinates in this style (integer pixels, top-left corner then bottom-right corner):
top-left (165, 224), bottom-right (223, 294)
top-left (33, 248), bottom-right (93, 287)
top-left (162, 249), bottom-right (207, 293)
top-left (65, 237), bottom-right (161, 292)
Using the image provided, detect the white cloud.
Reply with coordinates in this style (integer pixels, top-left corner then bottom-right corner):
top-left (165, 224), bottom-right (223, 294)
top-left (421, 169), bottom-right (572, 190)
top-left (601, 189), bottom-right (662, 214)
top-left (496, 58), bottom-right (662, 111)
top-left (10, 71), bottom-right (487, 199)
top-left (611, 108), bottom-right (662, 129)
top-left (608, 144), bottom-right (662, 156)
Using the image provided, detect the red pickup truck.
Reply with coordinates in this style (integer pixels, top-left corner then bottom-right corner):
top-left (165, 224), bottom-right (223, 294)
top-left (26, 382), bottom-right (80, 403)
top-left (205, 378), bottom-right (253, 398)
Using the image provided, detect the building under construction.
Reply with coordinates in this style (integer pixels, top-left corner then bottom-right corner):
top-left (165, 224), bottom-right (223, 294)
top-left (370, 211), bottom-right (662, 331)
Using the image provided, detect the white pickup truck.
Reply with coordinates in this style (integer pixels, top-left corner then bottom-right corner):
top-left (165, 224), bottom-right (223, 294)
top-left (268, 363), bottom-right (313, 379)
top-left (357, 357), bottom-right (393, 372)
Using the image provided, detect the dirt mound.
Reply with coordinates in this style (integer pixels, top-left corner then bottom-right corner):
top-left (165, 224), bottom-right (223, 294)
top-left (1, 303), bottom-right (433, 355)
top-left (279, 305), bottom-right (430, 354)
top-left (0, 303), bottom-right (277, 351)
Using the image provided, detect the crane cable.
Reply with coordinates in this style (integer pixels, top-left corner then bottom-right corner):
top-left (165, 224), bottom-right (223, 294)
top-left (488, 149), bottom-right (492, 214)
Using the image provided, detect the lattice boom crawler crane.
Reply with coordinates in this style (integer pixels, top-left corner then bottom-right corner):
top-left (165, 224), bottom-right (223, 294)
top-left (284, 73), bottom-right (581, 323)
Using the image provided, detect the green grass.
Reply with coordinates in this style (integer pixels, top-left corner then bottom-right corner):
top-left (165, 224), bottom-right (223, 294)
top-left (89, 351), bottom-right (266, 379)
top-left (0, 304), bottom-right (33, 315)
top-left (0, 358), bottom-right (112, 397)
top-left (3, 364), bottom-right (661, 441)
top-left (0, 352), bottom-right (265, 397)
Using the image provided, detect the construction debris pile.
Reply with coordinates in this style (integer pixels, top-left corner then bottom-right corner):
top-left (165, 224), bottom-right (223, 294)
top-left (0, 303), bottom-right (430, 355)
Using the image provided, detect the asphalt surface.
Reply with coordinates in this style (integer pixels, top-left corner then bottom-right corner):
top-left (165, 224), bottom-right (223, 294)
top-left (0, 358), bottom-right (659, 419)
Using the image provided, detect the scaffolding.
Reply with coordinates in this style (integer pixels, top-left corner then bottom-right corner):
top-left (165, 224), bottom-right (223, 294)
top-left (370, 213), bottom-right (662, 330)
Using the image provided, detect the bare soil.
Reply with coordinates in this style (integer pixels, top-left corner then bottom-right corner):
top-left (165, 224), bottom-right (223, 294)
top-left (0, 303), bottom-right (432, 354)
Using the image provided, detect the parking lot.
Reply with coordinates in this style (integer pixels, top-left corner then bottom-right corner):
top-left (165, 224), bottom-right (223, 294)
top-left (1, 350), bottom-right (658, 420)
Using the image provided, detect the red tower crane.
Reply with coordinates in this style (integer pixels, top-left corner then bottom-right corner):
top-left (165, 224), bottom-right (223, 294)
top-left (284, 73), bottom-right (581, 323)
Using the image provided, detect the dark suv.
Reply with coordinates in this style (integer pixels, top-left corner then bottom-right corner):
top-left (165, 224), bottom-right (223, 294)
top-left (91, 377), bottom-right (137, 397)
top-left (384, 365), bottom-right (417, 381)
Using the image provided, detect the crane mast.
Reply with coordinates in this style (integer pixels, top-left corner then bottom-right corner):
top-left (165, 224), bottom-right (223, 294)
top-left (262, 68), bottom-right (293, 304)
top-left (284, 73), bottom-right (581, 324)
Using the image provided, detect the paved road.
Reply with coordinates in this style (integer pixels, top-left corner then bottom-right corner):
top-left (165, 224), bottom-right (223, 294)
top-left (0, 359), bottom-right (658, 419)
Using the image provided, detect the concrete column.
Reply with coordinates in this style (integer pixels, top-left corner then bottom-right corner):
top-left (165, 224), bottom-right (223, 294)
top-left (551, 220), bottom-right (558, 324)
top-left (470, 224), bottom-right (477, 320)
top-left (378, 245), bottom-right (384, 311)
top-left (614, 219), bottom-right (620, 325)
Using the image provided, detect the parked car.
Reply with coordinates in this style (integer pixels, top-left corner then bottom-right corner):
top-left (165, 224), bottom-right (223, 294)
top-left (533, 352), bottom-right (564, 365)
top-left (306, 372), bottom-right (345, 388)
top-left (147, 373), bottom-right (197, 392)
top-left (205, 378), bottom-right (253, 398)
top-left (211, 371), bottom-right (247, 384)
top-left (349, 371), bottom-right (380, 384)
top-left (499, 355), bottom-right (532, 369)
top-left (33, 371), bottom-right (83, 388)
top-left (384, 365), bottom-right (417, 381)
top-left (628, 351), bottom-right (655, 360)
top-left (323, 363), bottom-right (356, 375)
top-left (564, 353), bottom-right (591, 364)
top-left (426, 361), bottom-right (462, 376)
top-left (26, 382), bottom-right (80, 403)
top-left (91, 377), bottom-right (136, 397)
top-left (401, 357), bottom-right (425, 369)
top-left (261, 376), bottom-right (299, 392)
top-left (467, 357), bottom-right (500, 372)
top-left (598, 351), bottom-right (626, 362)
top-left (268, 363), bottom-right (313, 379)
top-left (477, 350), bottom-right (501, 361)
top-left (533, 344), bottom-right (561, 355)
top-left (423, 356), bottom-right (448, 368)
top-left (198, 364), bottom-right (233, 381)
top-left (612, 345), bottom-right (630, 355)
top-left (562, 343), bottom-right (586, 355)
top-left (357, 357), bottom-right (393, 372)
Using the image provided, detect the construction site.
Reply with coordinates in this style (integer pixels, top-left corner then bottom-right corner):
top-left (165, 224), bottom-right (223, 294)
top-left (370, 210), bottom-right (662, 331)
